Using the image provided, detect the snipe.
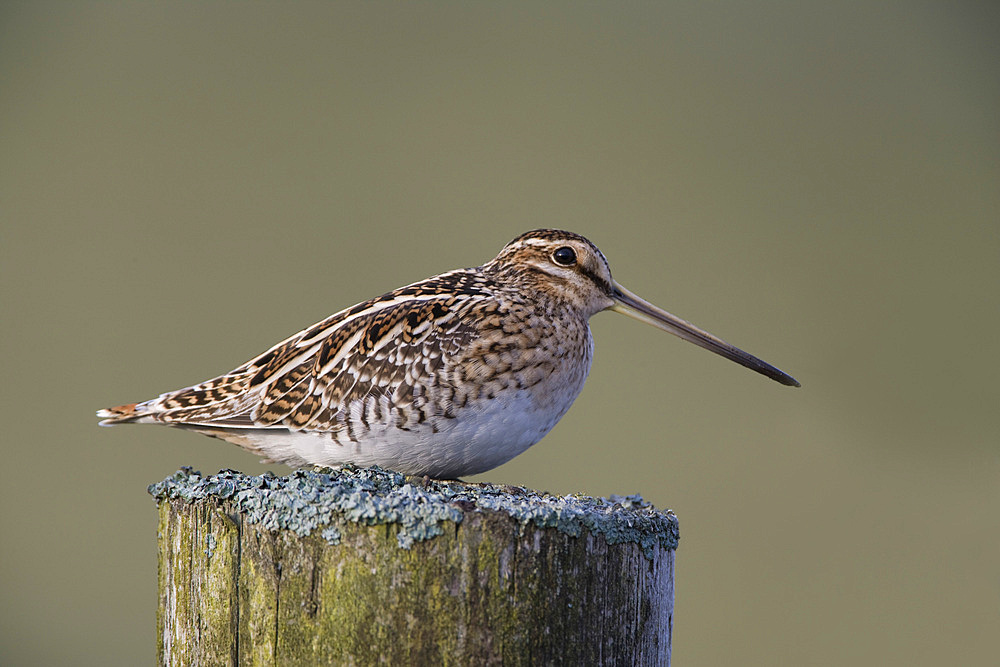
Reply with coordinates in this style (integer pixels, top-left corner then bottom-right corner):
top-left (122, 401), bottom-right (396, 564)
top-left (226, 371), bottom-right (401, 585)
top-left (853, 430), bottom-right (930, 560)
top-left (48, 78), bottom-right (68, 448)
top-left (98, 229), bottom-right (798, 478)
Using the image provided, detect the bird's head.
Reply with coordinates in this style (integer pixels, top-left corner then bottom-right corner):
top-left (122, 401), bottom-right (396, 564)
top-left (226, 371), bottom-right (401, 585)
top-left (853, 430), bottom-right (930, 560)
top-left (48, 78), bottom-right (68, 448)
top-left (487, 229), bottom-right (800, 387)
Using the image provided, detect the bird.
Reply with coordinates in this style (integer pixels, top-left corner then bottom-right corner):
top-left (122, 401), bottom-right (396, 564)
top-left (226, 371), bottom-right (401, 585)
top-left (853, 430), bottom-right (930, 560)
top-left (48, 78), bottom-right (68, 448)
top-left (98, 229), bottom-right (799, 478)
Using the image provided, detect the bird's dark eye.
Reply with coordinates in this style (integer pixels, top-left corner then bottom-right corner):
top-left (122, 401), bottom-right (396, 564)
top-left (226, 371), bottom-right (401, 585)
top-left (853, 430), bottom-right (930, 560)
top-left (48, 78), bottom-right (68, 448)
top-left (552, 246), bottom-right (577, 266)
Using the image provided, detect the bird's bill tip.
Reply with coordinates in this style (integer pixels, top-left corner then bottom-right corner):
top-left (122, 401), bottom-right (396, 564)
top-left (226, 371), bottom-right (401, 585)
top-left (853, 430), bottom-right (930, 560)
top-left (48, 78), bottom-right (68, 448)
top-left (609, 281), bottom-right (800, 387)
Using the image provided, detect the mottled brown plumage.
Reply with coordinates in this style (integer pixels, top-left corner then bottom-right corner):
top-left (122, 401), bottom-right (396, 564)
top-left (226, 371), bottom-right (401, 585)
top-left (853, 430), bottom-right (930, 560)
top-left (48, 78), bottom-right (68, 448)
top-left (98, 229), bottom-right (798, 477)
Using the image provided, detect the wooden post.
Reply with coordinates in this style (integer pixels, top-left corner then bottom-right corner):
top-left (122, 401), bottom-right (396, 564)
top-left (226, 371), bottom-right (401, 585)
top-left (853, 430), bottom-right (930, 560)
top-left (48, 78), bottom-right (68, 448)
top-left (151, 466), bottom-right (678, 666)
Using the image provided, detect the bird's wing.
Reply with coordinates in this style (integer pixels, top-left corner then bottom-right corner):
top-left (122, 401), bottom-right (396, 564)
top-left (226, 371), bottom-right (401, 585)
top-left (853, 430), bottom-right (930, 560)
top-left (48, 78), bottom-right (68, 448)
top-left (98, 270), bottom-right (494, 432)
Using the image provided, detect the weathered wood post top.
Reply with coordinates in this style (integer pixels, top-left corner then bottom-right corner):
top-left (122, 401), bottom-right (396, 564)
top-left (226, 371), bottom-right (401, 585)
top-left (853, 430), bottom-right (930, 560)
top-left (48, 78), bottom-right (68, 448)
top-left (152, 465), bottom-right (679, 665)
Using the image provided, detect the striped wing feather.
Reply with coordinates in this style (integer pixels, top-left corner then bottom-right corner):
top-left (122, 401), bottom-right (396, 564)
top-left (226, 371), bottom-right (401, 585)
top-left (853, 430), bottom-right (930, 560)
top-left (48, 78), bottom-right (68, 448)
top-left (100, 271), bottom-right (490, 436)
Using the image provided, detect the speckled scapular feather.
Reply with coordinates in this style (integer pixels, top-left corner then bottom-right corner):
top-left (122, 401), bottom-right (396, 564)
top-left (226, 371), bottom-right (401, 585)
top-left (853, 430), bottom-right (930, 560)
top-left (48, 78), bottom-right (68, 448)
top-left (98, 229), bottom-right (798, 478)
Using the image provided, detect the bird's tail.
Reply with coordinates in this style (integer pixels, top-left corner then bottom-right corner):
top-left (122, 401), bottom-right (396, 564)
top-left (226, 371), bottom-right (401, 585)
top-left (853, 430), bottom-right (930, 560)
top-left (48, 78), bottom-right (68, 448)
top-left (96, 402), bottom-right (145, 426)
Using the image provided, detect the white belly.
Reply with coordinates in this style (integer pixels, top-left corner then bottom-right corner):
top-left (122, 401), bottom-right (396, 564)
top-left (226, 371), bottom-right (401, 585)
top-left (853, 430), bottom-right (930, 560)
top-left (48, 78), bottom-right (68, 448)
top-left (237, 383), bottom-right (579, 478)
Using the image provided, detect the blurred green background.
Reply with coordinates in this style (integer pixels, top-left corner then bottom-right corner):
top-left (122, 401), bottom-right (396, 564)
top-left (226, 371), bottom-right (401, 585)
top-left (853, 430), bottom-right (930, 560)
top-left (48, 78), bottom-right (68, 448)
top-left (2, 2), bottom-right (997, 665)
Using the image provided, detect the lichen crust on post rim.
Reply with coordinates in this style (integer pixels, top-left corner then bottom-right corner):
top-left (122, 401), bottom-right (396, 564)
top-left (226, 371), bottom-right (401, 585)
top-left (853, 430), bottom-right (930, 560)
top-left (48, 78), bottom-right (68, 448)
top-left (149, 465), bottom-right (679, 557)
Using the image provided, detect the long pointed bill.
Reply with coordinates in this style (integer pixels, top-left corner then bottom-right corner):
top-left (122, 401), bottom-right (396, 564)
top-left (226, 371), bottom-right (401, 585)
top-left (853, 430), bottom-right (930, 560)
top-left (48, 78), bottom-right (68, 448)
top-left (610, 281), bottom-right (800, 387)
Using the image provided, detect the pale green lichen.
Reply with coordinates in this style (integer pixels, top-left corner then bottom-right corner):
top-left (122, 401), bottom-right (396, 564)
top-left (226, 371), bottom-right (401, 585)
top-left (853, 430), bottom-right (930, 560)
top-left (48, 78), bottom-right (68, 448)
top-left (320, 525), bottom-right (342, 545)
top-left (204, 533), bottom-right (216, 559)
top-left (149, 466), bottom-right (679, 557)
